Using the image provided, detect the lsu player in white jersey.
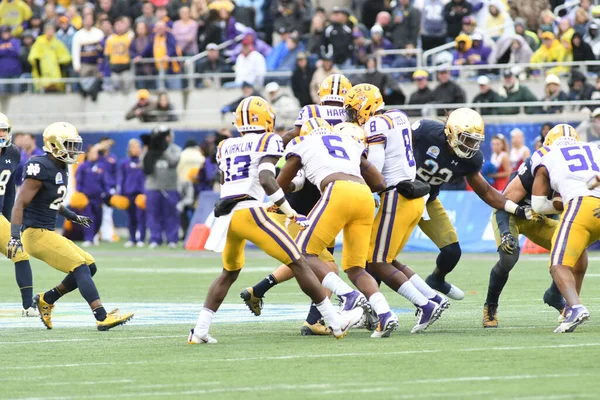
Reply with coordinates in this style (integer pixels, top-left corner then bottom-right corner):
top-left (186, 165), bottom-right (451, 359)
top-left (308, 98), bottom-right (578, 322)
top-left (277, 117), bottom-right (400, 338)
top-left (344, 84), bottom-right (448, 334)
top-left (188, 97), bottom-right (363, 344)
top-left (241, 74), bottom-right (352, 335)
top-left (531, 124), bottom-right (595, 333)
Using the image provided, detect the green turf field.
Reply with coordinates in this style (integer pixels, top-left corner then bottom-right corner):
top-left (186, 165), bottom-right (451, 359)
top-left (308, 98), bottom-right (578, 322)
top-left (1, 244), bottom-right (599, 399)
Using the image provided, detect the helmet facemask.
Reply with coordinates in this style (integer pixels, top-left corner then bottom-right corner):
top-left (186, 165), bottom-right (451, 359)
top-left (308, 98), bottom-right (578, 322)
top-left (49, 136), bottom-right (84, 164)
top-left (0, 126), bottom-right (12, 148)
top-left (452, 130), bottom-right (483, 159)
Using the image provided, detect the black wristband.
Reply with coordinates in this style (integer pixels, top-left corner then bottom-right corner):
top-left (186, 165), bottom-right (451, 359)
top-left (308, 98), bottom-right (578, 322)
top-left (11, 223), bottom-right (21, 238)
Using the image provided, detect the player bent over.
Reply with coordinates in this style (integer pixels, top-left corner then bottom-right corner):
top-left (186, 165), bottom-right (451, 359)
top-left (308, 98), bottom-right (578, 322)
top-left (277, 118), bottom-right (399, 338)
top-left (344, 84), bottom-right (448, 334)
top-left (7, 122), bottom-right (134, 331)
top-left (241, 74), bottom-right (352, 335)
top-left (189, 98), bottom-right (362, 344)
top-left (531, 126), bottom-right (596, 333)
top-left (483, 125), bottom-right (587, 328)
top-left (0, 113), bottom-right (38, 316)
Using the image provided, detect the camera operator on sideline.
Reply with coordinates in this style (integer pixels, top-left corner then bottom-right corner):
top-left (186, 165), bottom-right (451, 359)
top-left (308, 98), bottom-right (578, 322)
top-left (141, 126), bottom-right (182, 249)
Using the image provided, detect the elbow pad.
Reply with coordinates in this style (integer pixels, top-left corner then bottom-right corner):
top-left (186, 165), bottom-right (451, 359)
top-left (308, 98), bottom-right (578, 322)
top-left (531, 195), bottom-right (559, 215)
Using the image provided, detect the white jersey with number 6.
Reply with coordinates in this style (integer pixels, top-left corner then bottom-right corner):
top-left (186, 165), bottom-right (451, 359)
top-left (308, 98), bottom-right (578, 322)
top-left (217, 132), bottom-right (284, 205)
top-left (285, 133), bottom-right (365, 191)
top-left (365, 110), bottom-right (416, 186)
top-left (531, 143), bottom-right (600, 204)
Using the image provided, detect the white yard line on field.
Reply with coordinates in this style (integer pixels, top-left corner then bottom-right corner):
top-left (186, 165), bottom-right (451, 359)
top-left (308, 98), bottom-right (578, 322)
top-left (2, 343), bottom-right (600, 372)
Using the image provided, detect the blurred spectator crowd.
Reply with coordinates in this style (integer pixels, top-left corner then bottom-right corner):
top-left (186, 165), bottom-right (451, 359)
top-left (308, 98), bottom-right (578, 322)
top-left (0, 0), bottom-right (598, 94)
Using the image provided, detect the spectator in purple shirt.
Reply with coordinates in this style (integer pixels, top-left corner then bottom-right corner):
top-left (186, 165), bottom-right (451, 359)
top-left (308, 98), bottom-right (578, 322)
top-left (15, 133), bottom-right (44, 186)
top-left (118, 138), bottom-right (146, 247)
top-left (76, 145), bottom-right (109, 247)
top-left (0, 26), bottom-right (22, 94)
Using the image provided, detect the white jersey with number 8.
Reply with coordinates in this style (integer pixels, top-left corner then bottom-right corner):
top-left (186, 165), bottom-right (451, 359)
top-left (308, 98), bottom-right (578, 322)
top-left (285, 133), bottom-right (365, 191)
top-left (531, 143), bottom-right (600, 204)
top-left (217, 132), bottom-right (284, 205)
top-left (365, 110), bottom-right (416, 186)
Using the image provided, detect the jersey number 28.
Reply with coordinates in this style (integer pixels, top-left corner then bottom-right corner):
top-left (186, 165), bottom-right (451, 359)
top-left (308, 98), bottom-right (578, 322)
top-left (416, 159), bottom-right (453, 185)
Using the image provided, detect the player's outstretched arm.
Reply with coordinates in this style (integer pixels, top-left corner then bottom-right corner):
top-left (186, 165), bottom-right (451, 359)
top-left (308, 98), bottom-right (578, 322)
top-left (59, 205), bottom-right (92, 228)
top-left (276, 156), bottom-right (302, 193)
top-left (531, 167), bottom-right (560, 214)
top-left (467, 172), bottom-right (532, 219)
top-left (281, 126), bottom-right (301, 147)
top-left (360, 158), bottom-right (387, 193)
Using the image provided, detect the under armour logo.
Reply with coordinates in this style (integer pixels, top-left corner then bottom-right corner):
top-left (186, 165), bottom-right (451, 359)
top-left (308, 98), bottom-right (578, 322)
top-left (5, 159), bottom-right (10, 164)
top-left (451, 160), bottom-right (459, 166)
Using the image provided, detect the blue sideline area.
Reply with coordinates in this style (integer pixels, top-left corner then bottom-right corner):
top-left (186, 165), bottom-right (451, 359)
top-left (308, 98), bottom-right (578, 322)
top-left (57, 122), bottom-right (570, 237)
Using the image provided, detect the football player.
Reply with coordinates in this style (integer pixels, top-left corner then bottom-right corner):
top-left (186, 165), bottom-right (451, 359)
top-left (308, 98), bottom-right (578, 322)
top-left (0, 113), bottom-right (38, 317)
top-left (277, 117), bottom-right (399, 337)
top-left (410, 109), bottom-right (532, 300)
top-left (344, 84), bottom-right (448, 334)
top-left (483, 124), bottom-right (587, 328)
top-left (7, 122), bottom-right (134, 331)
top-left (241, 74), bottom-right (352, 335)
top-left (189, 97), bottom-right (362, 344)
top-left (530, 125), bottom-right (598, 333)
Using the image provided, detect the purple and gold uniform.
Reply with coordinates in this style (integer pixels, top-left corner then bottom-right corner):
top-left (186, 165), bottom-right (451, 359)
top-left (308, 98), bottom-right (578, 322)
top-left (119, 156), bottom-right (146, 243)
top-left (75, 159), bottom-right (109, 242)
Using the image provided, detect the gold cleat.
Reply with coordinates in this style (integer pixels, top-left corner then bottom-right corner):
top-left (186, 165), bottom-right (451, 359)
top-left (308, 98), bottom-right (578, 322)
top-left (300, 321), bottom-right (332, 336)
top-left (483, 303), bottom-right (498, 328)
top-left (34, 293), bottom-right (54, 330)
top-left (240, 287), bottom-right (263, 316)
top-left (96, 309), bottom-right (134, 331)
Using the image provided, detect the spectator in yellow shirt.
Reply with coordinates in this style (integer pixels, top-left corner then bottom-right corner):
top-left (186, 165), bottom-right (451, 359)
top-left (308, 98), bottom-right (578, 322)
top-left (28, 23), bottom-right (72, 92)
top-left (0, 0), bottom-right (32, 37)
top-left (104, 16), bottom-right (133, 92)
top-left (530, 31), bottom-right (569, 76)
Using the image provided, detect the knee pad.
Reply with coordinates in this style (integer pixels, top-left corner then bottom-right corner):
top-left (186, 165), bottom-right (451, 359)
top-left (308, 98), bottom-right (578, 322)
top-left (436, 242), bottom-right (461, 273)
top-left (89, 263), bottom-right (98, 277)
top-left (495, 249), bottom-right (520, 276)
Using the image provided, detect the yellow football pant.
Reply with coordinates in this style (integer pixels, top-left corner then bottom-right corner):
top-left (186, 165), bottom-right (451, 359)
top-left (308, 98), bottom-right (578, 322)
top-left (22, 228), bottom-right (95, 273)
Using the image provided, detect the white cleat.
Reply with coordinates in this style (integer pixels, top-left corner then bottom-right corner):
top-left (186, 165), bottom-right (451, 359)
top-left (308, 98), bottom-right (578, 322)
top-left (370, 311), bottom-right (399, 338)
top-left (188, 329), bottom-right (218, 344)
top-left (124, 241), bottom-right (134, 248)
top-left (411, 301), bottom-right (442, 334)
top-left (446, 284), bottom-right (465, 301)
top-left (22, 307), bottom-right (39, 317)
top-left (167, 242), bottom-right (178, 249)
top-left (82, 241), bottom-right (93, 248)
top-left (331, 308), bottom-right (364, 339)
top-left (554, 306), bottom-right (590, 333)
top-left (136, 241), bottom-right (145, 248)
top-left (149, 242), bottom-right (159, 249)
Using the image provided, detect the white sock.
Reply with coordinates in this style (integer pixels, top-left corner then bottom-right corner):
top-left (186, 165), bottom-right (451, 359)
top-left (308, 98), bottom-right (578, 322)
top-left (321, 272), bottom-right (354, 296)
top-left (194, 307), bottom-right (215, 335)
top-left (398, 281), bottom-right (429, 307)
top-left (409, 274), bottom-right (438, 299)
top-left (369, 292), bottom-right (391, 316)
top-left (315, 297), bottom-right (340, 327)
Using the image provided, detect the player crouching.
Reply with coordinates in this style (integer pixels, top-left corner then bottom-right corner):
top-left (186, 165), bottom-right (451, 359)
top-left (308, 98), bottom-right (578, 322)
top-left (189, 97), bottom-right (362, 344)
top-left (7, 122), bottom-right (134, 331)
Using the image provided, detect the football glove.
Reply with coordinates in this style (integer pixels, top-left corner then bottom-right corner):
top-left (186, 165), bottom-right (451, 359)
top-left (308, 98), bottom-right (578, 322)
top-left (286, 214), bottom-right (310, 230)
top-left (514, 205), bottom-right (533, 220)
top-left (73, 215), bottom-right (92, 228)
top-left (6, 237), bottom-right (23, 259)
top-left (499, 233), bottom-right (517, 255)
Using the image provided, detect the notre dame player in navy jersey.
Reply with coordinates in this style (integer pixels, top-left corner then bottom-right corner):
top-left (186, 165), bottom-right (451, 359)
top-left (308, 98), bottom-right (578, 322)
top-left (0, 113), bottom-right (39, 317)
top-left (410, 109), bottom-right (532, 300)
top-left (7, 122), bottom-right (134, 331)
top-left (483, 125), bottom-right (588, 327)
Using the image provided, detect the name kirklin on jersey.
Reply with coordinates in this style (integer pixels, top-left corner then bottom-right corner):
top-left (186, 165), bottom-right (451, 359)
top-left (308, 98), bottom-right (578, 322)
top-left (222, 142), bottom-right (254, 156)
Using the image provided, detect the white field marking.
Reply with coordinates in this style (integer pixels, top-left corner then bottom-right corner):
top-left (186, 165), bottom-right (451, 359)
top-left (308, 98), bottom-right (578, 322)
top-left (0, 335), bottom-right (183, 345)
top-left (44, 379), bottom-right (134, 387)
top-left (506, 395), bottom-right (596, 400)
top-left (4, 343), bottom-right (600, 372)
top-left (101, 266), bottom-right (278, 274)
top-left (321, 390), bottom-right (495, 398)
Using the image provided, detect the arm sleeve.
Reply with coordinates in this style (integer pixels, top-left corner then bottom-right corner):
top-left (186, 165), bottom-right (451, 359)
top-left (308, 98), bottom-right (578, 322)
top-left (494, 209), bottom-right (512, 236)
top-left (367, 142), bottom-right (385, 173)
top-left (2, 172), bottom-right (16, 219)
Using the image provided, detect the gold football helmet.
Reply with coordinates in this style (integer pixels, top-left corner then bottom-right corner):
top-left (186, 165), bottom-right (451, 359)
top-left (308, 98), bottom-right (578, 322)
top-left (544, 124), bottom-right (580, 147)
top-left (300, 117), bottom-right (333, 136)
top-left (0, 112), bottom-right (12, 148)
top-left (344, 84), bottom-right (385, 127)
top-left (42, 122), bottom-right (83, 164)
top-left (235, 96), bottom-right (276, 134)
top-left (318, 74), bottom-right (352, 105)
top-left (445, 108), bottom-right (485, 159)
top-left (332, 122), bottom-right (366, 145)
